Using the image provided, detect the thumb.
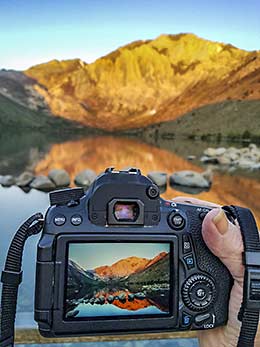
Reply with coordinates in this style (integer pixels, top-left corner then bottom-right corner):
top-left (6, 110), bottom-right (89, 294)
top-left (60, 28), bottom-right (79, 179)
top-left (202, 208), bottom-right (244, 285)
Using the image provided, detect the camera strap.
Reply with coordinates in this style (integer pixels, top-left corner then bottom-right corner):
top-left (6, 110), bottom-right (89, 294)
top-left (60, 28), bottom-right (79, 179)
top-left (223, 205), bottom-right (260, 347)
top-left (0, 213), bottom-right (44, 347)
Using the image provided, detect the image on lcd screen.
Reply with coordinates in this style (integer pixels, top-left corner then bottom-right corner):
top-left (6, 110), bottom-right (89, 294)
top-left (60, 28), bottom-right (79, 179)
top-left (65, 242), bottom-right (171, 319)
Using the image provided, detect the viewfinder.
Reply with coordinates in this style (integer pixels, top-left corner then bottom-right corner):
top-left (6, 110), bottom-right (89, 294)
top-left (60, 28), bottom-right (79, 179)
top-left (114, 202), bottom-right (139, 221)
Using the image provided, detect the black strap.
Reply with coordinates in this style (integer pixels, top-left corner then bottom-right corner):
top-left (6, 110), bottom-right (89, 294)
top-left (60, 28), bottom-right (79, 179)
top-left (0, 213), bottom-right (44, 347)
top-left (223, 205), bottom-right (260, 347)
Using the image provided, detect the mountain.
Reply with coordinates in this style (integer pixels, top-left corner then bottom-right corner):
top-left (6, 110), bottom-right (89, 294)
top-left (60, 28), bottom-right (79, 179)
top-left (127, 253), bottom-right (170, 284)
top-left (141, 99), bottom-right (260, 140)
top-left (1, 33), bottom-right (260, 133)
top-left (0, 93), bottom-right (82, 130)
top-left (67, 259), bottom-right (104, 299)
top-left (95, 256), bottom-right (151, 278)
top-left (94, 252), bottom-right (168, 279)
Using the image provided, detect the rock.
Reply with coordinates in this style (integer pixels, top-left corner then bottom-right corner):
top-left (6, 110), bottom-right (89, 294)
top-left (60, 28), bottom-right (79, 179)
top-left (203, 147), bottom-right (216, 157)
top-left (118, 293), bottom-right (126, 302)
top-left (237, 159), bottom-right (254, 169)
top-left (223, 151), bottom-right (240, 162)
top-left (169, 171), bottom-right (210, 188)
top-left (30, 175), bottom-right (56, 191)
top-left (215, 147), bottom-right (226, 156)
top-left (147, 172), bottom-right (167, 187)
top-left (107, 295), bottom-right (114, 303)
top-left (16, 172), bottom-right (34, 187)
top-left (204, 147), bottom-right (226, 157)
top-left (187, 155), bottom-right (196, 161)
top-left (94, 298), bottom-right (101, 304)
top-left (0, 175), bottom-right (15, 187)
top-left (217, 156), bottom-right (232, 165)
top-left (99, 295), bottom-right (105, 304)
top-left (48, 169), bottom-right (70, 187)
top-left (128, 293), bottom-right (135, 301)
top-left (74, 169), bottom-right (96, 188)
top-left (202, 168), bottom-right (213, 184)
top-left (89, 298), bottom-right (95, 304)
top-left (200, 156), bottom-right (219, 164)
top-left (135, 292), bottom-right (146, 300)
top-left (249, 143), bottom-right (257, 151)
top-left (240, 147), bottom-right (250, 155)
top-left (66, 310), bottom-right (79, 318)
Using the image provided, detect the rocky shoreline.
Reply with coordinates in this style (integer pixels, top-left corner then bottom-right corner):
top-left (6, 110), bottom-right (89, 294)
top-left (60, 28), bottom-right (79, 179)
top-left (199, 143), bottom-right (260, 171)
top-left (0, 144), bottom-right (258, 193)
top-left (0, 168), bottom-right (212, 194)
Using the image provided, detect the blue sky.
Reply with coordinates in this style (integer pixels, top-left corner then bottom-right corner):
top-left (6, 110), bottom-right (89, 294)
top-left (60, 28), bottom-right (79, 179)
top-left (0, 0), bottom-right (260, 70)
top-left (69, 242), bottom-right (170, 269)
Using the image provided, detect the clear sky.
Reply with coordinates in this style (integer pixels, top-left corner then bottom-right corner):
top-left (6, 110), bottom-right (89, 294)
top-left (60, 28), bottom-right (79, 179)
top-left (69, 242), bottom-right (170, 269)
top-left (0, 0), bottom-right (259, 70)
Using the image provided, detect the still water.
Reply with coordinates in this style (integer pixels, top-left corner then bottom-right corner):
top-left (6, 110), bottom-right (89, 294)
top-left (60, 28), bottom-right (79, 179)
top-left (0, 133), bottom-right (259, 344)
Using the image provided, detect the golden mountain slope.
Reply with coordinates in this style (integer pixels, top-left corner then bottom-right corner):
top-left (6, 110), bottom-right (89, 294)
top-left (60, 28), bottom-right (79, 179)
top-left (24, 33), bottom-right (260, 131)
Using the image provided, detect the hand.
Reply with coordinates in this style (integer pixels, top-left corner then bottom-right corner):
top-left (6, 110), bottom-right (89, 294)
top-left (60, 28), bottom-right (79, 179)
top-left (172, 197), bottom-right (244, 347)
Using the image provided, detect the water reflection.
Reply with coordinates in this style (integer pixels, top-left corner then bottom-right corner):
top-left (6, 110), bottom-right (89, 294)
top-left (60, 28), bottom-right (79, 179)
top-left (34, 136), bottom-right (260, 224)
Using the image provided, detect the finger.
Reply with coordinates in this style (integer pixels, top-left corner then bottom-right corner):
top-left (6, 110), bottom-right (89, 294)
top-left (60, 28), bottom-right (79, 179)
top-left (202, 208), bottom-right (244, 284)
top-left (172, 196), bottom-right (220, 208)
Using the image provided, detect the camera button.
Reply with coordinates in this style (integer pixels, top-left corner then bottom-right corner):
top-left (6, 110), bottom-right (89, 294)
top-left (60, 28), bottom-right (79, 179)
top-left (53, 214), bottom-right (66, 226)
top-left (184, 255), bottom-right (195, 269)
top-left (199, 211), bottom-right (208, 220)
top-left (195, 313), bottom-right (211, 325)
top-left (168, 212), bottom-right (185, 230)
top-left (182, 235), bottom-right (192, 254)
top-left (71, 214), bottom-right (83, 226)
top-left (182, 312), bottom-right (192, 327)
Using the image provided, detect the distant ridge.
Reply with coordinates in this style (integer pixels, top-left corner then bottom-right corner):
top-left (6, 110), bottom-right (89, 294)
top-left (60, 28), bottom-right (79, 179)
top-left (0, 33), bottom-right (260, 134)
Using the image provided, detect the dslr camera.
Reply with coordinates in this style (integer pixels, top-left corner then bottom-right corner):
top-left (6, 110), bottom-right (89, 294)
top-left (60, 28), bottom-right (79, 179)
top-left (35, 168), bottom-right (232, 337)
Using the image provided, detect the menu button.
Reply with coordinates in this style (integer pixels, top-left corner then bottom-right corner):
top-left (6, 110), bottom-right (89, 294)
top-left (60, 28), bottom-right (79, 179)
top-left (54, 215), bottom-right (66, 226)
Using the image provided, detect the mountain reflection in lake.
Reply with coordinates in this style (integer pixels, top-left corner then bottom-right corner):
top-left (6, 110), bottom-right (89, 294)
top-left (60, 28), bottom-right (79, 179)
top-left (34, 135), bottom-right (260, 224)
top-left (66, 287), bottom-right (170, 318)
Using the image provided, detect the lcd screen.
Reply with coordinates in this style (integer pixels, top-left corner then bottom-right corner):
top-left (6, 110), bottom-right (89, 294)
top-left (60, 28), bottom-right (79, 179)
top-left (65, 242), bottom-right (172, 320)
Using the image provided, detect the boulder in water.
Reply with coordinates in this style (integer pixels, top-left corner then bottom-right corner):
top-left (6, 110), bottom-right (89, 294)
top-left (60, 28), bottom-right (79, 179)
top-left (30, 175), bottom-right (56, 191)
top-left (107, 295), bottom-right (114, 303)
top-left (147, 172), bottom-right (167, 187)
top-left (16, 172), bottom-right (34, 187)
top-left (135, 292), bottom-right (146, 300)
top-left (74, 169), bottom-right (97, 188)
top-left (0, 175), bottom-right (15, 187)
top-left (48, 169), bottom-right (70, 187)
top-left (118, 293), bottom-right (126, 302)
top-left (169, 170), bottom-right (210, 189)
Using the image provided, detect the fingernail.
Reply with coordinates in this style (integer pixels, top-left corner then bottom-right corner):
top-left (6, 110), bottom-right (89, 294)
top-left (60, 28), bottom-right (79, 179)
top-left (212, 209), bottom-right (228, 235)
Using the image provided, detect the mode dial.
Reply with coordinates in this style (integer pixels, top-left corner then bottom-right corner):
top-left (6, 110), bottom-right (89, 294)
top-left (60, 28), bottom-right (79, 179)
top-left (182, 274), bottom-right (216, 311)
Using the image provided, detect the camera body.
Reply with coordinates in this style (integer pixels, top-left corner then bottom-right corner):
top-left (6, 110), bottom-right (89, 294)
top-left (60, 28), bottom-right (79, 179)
top-left (35, 168), bottom-right (232, 337)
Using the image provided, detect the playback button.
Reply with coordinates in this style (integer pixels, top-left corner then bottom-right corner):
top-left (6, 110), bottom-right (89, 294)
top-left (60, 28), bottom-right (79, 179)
top-left (184, 255), bottom-right (195, 269)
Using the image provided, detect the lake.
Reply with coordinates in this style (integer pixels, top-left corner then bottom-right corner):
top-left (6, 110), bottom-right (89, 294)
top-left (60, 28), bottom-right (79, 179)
top-left (0, 132), bottom-right (259, 344)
